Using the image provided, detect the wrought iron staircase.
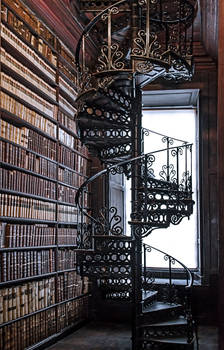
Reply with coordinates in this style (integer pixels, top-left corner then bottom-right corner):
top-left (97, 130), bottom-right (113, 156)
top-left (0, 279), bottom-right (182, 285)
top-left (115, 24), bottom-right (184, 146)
top-left (73, 1), bottom-right (198, 348)
top-left (75, 146), bottom-right (196, 349)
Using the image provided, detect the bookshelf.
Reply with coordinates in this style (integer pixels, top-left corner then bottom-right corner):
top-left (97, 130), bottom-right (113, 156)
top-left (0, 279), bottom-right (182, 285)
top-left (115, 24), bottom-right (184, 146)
top-left (0, 0), bottom-right (90, 348)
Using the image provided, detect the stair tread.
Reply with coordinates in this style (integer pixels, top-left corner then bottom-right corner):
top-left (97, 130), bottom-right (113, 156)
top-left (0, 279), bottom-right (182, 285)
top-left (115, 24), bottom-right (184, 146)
top-left (145, 335), bottom-right (194, 344)
top-left (141, 316), bottom-right (187, 327)
top-left (143, 301), bottom-right (182, 313)
top-left (142, 290), bottom-right (158, 301)
top-left (154, 278), bottom-right (189, 285)
top-left (92, 235), bottom-right (132, 240)
top-left (128, 220), bottom-right (169, 227)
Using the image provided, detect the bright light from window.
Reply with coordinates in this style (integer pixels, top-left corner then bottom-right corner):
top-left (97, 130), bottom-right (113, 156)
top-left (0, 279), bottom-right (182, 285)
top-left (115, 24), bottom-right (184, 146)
top-left (125, 109), bottom-right (198, 269)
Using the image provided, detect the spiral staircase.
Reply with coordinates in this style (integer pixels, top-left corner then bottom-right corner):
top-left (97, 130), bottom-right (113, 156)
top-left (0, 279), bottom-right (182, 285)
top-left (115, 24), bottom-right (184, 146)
top-left (74, 1), bottom-right (198, 349)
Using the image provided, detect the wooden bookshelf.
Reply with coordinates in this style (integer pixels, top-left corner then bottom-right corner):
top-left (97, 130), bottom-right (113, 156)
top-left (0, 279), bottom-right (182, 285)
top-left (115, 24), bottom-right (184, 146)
top-left (0, 0), bottom-right (90, 348)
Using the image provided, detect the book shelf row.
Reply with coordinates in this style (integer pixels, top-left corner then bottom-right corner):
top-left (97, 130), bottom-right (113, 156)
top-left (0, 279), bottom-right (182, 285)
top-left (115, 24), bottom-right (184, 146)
top-left (0, 249), bottom-right (55, 282)
top-left (1, 4), bottom-right (57, 67)
top-left (1, 48), bottom-right (57, 102)
top-left (0, 296), bottom-right (89, 350)
top-left (0, 223), bottom-right (78, 248)
top-left (1, 91), bottom-right (57, 138)
top-left (1, 119), bottom-right (57, 160)
top-left (0, 138), bottom-right (88, 187)
top-left (0, 277), bottom-right (55, 324)
top-left (1, 72), bottom-right (56, 119)
top-left (0, 0), bottom-right (91, 348)
top-left (0, 193), bottom-right (89, 222)
top-left (0, 272), bottom-right (88, 325)
top-left (0, 167), bottom-right (84, 204)
top-left (0, 139), bottom-right (58, 181)
top-left (1, 12), bottom-right (80, 96)
top-left (1, 117), bottom-right (89, 167)
top-left (0, 194), bottom-right (56, 220)
top-left (0, 248), bottom-right (80, 282)
top-left (1, 24), bottom-right (56, 81)
top-left (0, 168), bottom-right (57, 200)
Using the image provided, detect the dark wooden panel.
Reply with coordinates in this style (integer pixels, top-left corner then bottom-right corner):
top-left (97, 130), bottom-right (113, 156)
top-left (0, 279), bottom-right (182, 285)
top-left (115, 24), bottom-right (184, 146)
top-left (217, 0), bottom-right (224, 347)
top-left (200, 0), bottom-right (218, 61)
top-left (209, 174), bottom-right (218, 273)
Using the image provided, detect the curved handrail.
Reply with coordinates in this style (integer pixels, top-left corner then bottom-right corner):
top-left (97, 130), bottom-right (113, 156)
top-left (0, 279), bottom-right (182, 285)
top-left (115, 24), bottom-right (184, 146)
top-left (75, 142), bottom-right (193, 224)
top-left (142, 127), bottom-right (188, 145)
top-left (143, 243), bottom-right (194, 289)
top-left (75, 0), bottom-right (197, 72)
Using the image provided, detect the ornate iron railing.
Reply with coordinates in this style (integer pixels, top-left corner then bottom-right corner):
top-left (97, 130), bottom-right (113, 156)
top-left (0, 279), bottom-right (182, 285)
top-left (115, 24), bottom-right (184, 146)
top-left (75, 141), bottom-right (193, 245)
top-left (75, 0), bottom-right (198, 97)
top-left (143, 243), bottom-right (194, 291)
top-left (141, 243), bottom-right (197, 346)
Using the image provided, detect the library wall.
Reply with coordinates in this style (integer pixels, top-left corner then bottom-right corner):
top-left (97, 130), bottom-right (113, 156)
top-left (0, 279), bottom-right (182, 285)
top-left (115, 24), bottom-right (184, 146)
top-left (0, 0), bottom-right (90, 348)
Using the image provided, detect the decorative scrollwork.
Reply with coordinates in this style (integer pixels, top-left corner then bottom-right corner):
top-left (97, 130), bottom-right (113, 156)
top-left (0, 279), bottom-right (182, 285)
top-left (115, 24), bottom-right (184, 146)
top-left (145, 154), bottom-right (156, 169)
top-left (109, 207), bottom-right (123, 235)
top-left (133, 30), bottom-right (147, 56)
top-left (111, 43), bottom-right (125, 70)
top-left (77, 223), bottom-right (93, 249)
top-left (180, 171), bottom-right (192, 191)
top-left (94, 206), bottom-right (123, 236)
top-left (97, 76), bottom-right (115, 89)
top-left (162, 136), bottom-right (174, 146)
top-left (159, 164), bottom-right (176, 182)
top-left (142, 127), bottom-right (150, 137)
top-left (171, 146), bottom-right (184, 157)
top-left (164, 255), bottom-right (176, 265)
top-left (101, 6), bottom-right (119, 21)
top-left (109, 163), bottom-right (132, 178)
top-left (77, 67), bottom-right (93, 94)
top-left (101, 142), bottom-right (132, 160)
top-left (97, 43), bottom-right (125, 72)
top-left (170, 212), bottom-right (186, 225)
top-left (138, 0), bottom-right (147, 5)
top-left (136, 61), bottom-right (154, 73)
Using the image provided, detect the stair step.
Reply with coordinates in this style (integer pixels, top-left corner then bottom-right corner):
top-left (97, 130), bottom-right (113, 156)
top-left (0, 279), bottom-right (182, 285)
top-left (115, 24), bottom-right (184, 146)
top-left (143, 301), bottom-right (182, 314)
top-left (142, 290), bottom-right (158, 301)
top-left (143, 316), bottom-right (187, 327)
top-left (92, 235), bottom-right (132, 240)
top-left (154, 278), bottom-right (189, 286)
top-left (128, 220), bottom-right (169, 228)
top-left (145, 335), bottom-right (194, 345)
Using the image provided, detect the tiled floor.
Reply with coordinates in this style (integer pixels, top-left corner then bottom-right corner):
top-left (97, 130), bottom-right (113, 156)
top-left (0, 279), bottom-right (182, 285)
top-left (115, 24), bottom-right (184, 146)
top-left (46, 322), bottom-right (218, 350)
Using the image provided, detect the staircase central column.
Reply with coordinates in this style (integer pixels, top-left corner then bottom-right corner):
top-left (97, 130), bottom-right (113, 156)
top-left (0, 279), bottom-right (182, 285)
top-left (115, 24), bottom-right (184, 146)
top-left (131, 79), bottom-right (143, 350)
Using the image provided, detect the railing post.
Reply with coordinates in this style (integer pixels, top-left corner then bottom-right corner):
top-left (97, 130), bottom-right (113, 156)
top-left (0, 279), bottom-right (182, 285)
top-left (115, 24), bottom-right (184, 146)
top-left (82, 35), bottom-right (86, 72)
top-left (144, 154), bottom-right (148, 222)
top-left (176, 147), bottom-right (180, 188)
top-left (164, 137), bottom-right (172, 182)
top-left (105, 169), bottom-right (110, 235)
top-left (190, 144), bottom-right (193, 191)
top-left (168, 256), bottom-right (172, 303)
top-left (143, 244), bottom-right (147, 286)
top-left (185, 143), bottom-right (188, 191)
top-left (80, 187), bottom-right (85, 249)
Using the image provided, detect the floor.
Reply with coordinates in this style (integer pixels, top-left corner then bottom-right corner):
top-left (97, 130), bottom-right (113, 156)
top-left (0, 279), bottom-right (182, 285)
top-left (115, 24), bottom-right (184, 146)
top-left (46, 322), bottom-right (218, 350)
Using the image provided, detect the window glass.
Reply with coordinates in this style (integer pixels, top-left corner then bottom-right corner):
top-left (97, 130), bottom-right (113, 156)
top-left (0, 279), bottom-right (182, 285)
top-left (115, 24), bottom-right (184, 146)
top-left (126, 109), bottom-right (198, 269)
